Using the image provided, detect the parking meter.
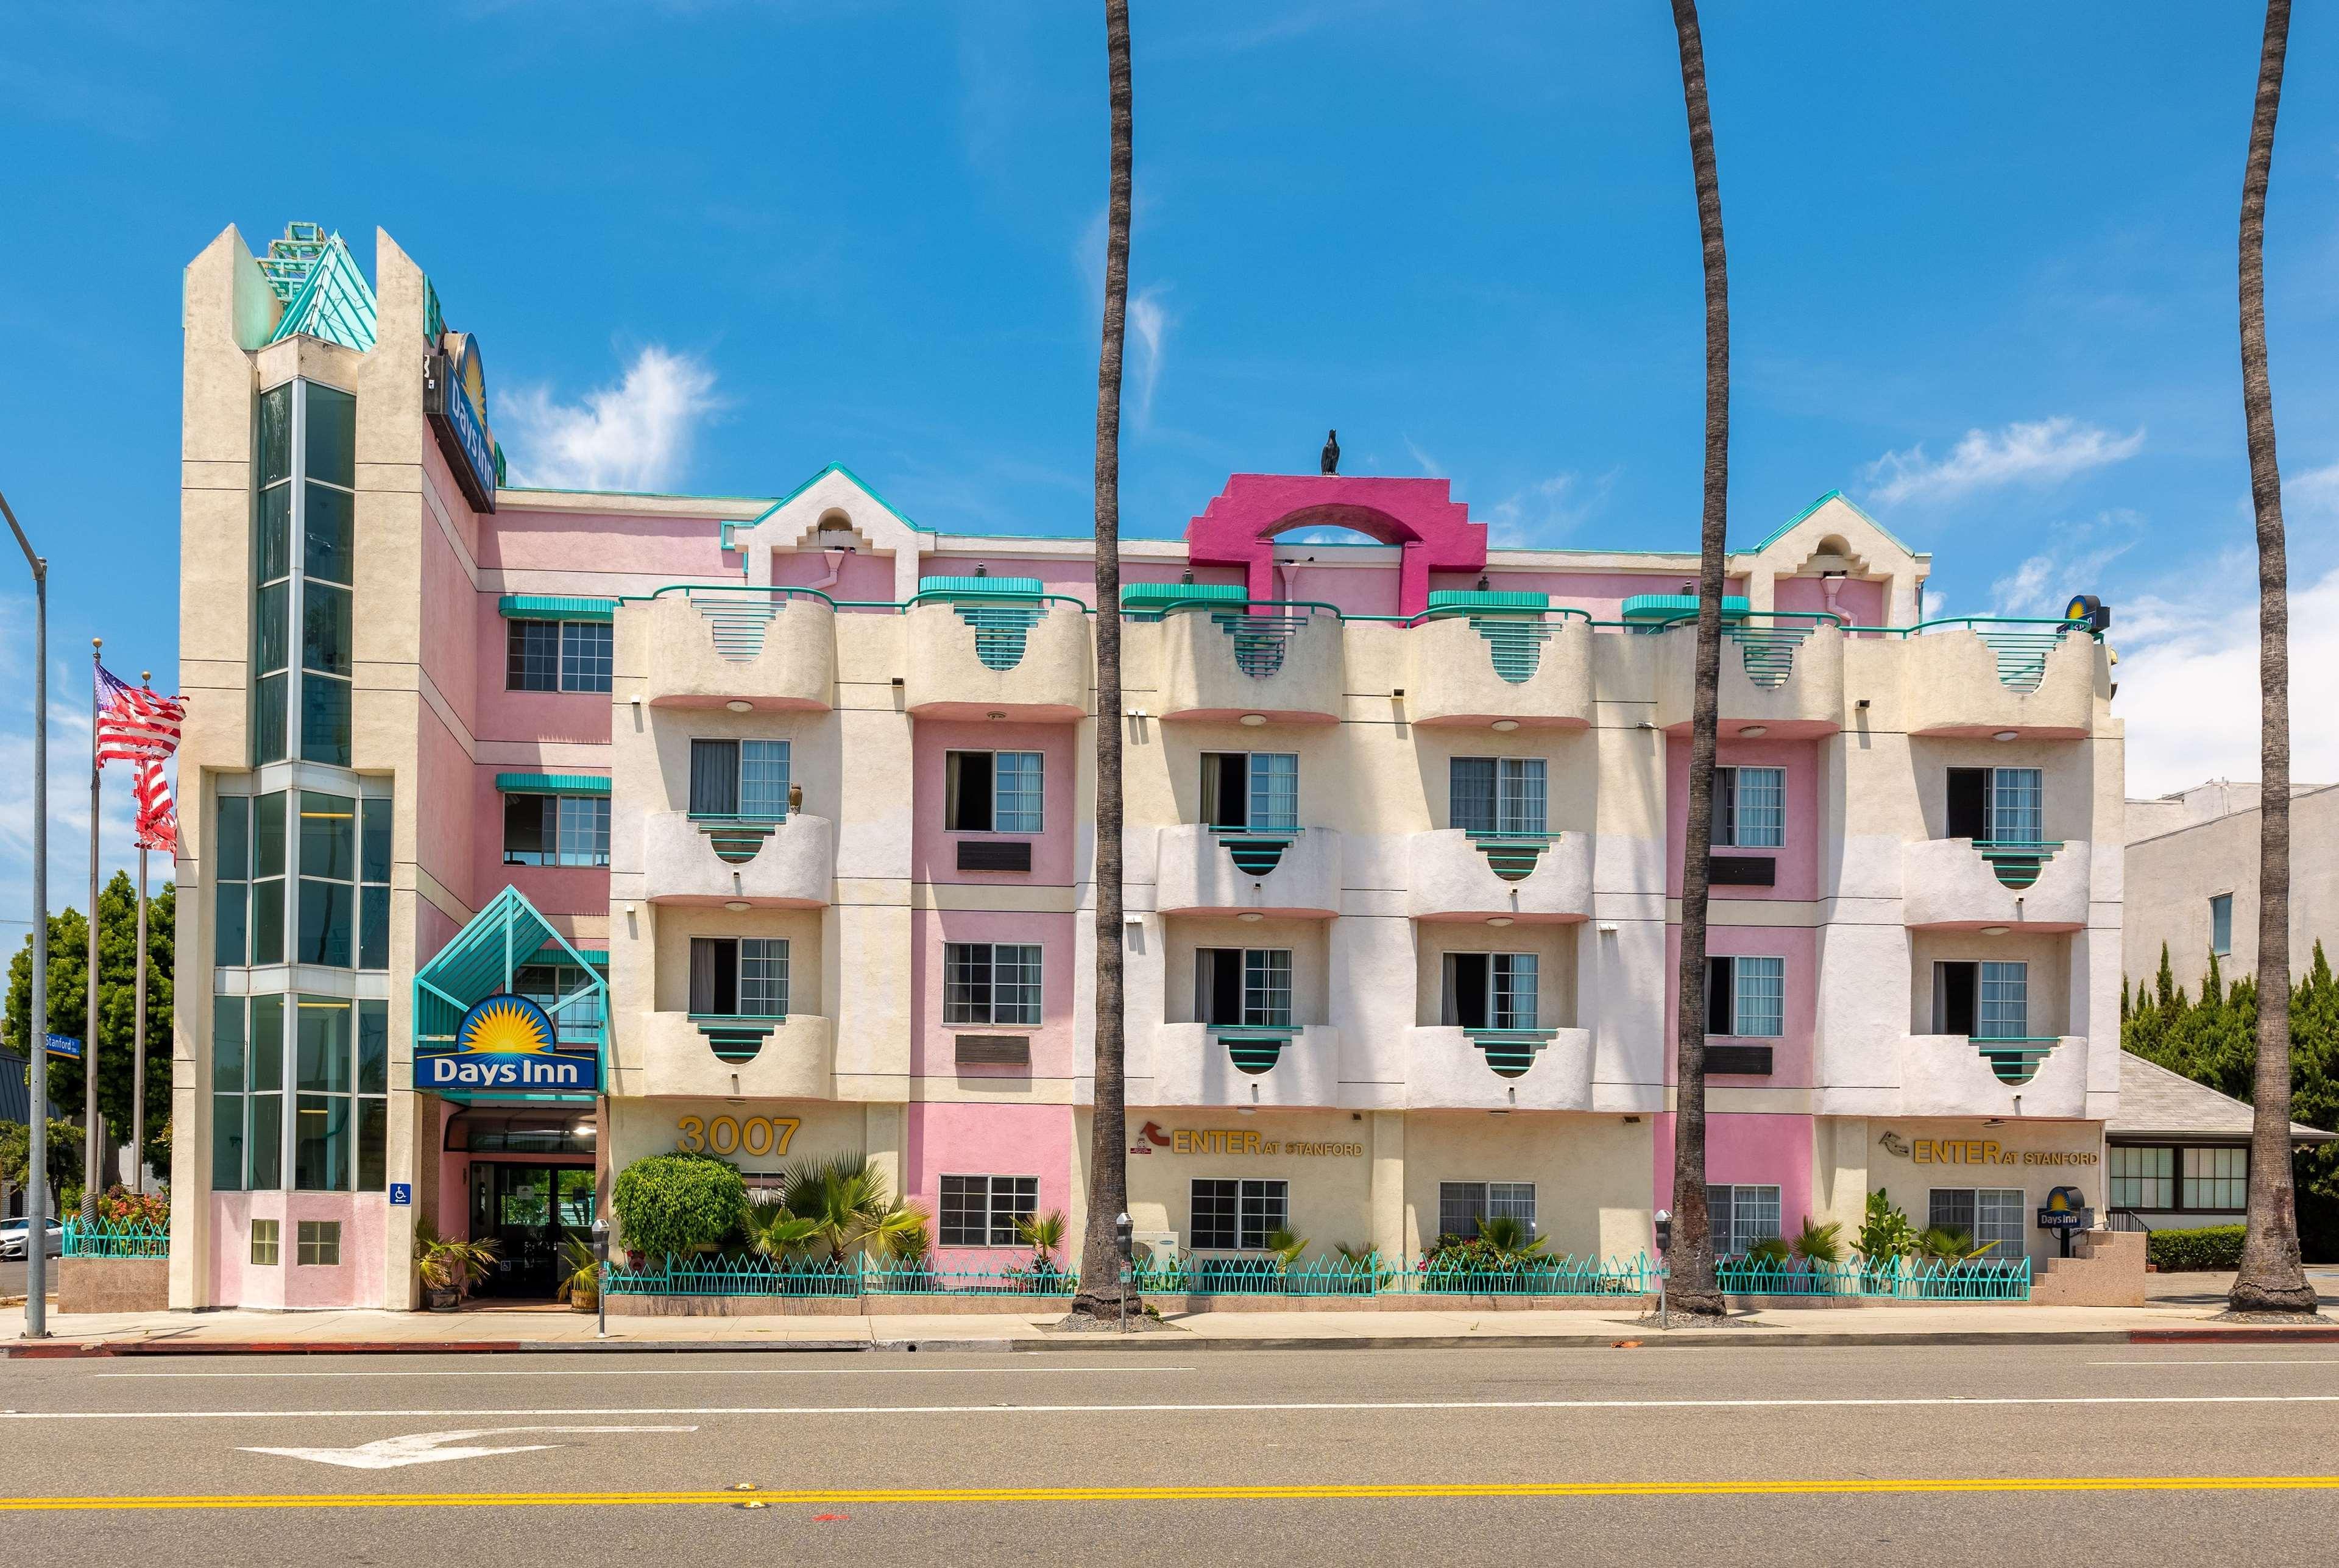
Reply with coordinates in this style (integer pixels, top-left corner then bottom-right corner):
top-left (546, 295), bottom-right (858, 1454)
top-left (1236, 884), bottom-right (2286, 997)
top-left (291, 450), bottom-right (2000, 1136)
top-left (1652, 1209), bottom-right (1672, 1253)
top-left (590, 1218), bottom-right (611, 1338)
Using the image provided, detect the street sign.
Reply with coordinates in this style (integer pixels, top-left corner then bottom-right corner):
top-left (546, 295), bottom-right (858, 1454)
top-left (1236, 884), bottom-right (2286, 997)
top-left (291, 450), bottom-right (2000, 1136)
top-left (388, 1183), bottom-right (412, 1207)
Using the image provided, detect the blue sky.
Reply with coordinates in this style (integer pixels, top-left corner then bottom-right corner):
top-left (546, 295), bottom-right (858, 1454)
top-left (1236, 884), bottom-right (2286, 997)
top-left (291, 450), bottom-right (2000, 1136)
top-left (4, 1), bottom-right (2338, 933)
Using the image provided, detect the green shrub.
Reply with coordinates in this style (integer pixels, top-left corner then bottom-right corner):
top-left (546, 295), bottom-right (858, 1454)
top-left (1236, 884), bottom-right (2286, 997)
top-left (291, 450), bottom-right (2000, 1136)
top-left (2148, 1224), bottom-right (2246, 1272)
top-left (612, 1153), bottom-right (748, 1260)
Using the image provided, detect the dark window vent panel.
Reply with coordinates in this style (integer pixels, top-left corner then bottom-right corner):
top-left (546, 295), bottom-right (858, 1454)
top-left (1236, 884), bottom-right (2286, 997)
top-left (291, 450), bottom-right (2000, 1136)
top-left (1707, 1044), bottom-right (1774, 1076)
top-left (955, 1034), bottom-right (1032, 1067)
top-left (1709, 855), bottom-right (1776, 887)
top-left (957, 839), bottom-right (1033, 873)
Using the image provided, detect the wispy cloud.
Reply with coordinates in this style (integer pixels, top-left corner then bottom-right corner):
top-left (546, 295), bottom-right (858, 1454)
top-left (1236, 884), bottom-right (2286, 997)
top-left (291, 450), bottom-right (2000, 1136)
top-left (1130, 286), bottom-right (1171, 426)
top-left (1403, 437), bottom-right (1444, 479)
top-left (500, 346), bottom-right (721, 493)
top-left (1989, 509), bottom-right (2143, 616)
top-left (1863, 417), bottom-right (2144, 507)
top-left (1485, 469), bottom-right (1619, 548)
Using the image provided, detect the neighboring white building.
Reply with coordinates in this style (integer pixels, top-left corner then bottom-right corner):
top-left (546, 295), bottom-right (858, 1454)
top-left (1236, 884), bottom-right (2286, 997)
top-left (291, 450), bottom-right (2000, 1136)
top-left (2124, 779), bottom-right (2337, 984)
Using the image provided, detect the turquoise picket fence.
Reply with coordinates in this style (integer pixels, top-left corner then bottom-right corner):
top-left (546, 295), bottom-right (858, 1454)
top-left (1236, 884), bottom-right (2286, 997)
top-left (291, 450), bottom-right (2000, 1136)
top-left (62, 1219), bottom-right (169, 1260)
top-left (1714, 1254), bottom-right (2031, 1301)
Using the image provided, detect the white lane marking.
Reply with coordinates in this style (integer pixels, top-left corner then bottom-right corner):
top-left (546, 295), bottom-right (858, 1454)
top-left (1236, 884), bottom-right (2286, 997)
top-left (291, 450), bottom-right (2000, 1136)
top-left (13, 1394), bottom-right (2339, 1421)
top-left (241, 1425), bottom-right (697, 1471)
top-left (98, 1365), bottom-right (1195, 1380)
top-left (2087, 1359), bottom-right (2339, 1367)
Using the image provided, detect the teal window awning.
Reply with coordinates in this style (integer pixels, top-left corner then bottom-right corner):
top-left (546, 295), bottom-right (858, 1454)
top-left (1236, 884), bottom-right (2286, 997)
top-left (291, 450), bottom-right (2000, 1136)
top-left (498, 595), bottom-right (616, 623)
top-left (495, 773), bottom-right (610, 796)
top-left (1620, 593), bottom-right (1751, 623)
top-left (919, 575), bottom-right (1045, 599)
top-left (1426, 589), bottom-right (1551, 613)
top-left (412, 885), bottom-right (607, 1102)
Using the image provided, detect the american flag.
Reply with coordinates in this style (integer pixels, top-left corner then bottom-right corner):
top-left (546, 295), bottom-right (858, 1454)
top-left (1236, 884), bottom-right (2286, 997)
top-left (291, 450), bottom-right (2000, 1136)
top-left (96, 665), bottom-right (186, 855)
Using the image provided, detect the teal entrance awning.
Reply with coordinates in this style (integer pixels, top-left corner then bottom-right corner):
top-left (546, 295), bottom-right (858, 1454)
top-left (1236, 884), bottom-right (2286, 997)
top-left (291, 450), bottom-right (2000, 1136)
top-left (412, 885), bottom-right (607, 1103)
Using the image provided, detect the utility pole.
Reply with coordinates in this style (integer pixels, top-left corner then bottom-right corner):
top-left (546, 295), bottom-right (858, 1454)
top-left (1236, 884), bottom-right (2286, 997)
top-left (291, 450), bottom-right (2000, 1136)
top-left (3, 490), bottom-right (51, 1338)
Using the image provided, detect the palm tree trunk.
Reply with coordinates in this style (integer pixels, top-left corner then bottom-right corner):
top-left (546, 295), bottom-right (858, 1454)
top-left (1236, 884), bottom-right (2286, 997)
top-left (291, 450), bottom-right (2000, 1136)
top-left (1069, 0), bottom-right (1134, 1324)
top-left (2230, 0), bottom-right (2315, 1317)
top-left (1666, 0), bottom-right (1729, 1320)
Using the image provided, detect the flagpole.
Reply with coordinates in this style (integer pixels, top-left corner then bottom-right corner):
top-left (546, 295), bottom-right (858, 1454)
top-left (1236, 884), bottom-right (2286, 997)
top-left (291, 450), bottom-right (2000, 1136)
top-left (84, 638), bottom-right (101, 1226)
top-left (3, 489), bottom-right (49, 1338)
top-left (133, 674), bottom-right (152, 1198)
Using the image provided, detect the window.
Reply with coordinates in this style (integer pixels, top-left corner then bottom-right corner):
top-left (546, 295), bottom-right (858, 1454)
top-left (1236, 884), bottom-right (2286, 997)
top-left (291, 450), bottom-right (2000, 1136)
top-left (946, 750), bottom-right (1044, 833)
top-left (503, 794), bottom-right (611, 866)
top-left (1190, 1178), bottom-right (1287, 1250)
top-left (2210, 894), bottom-right (2234, 958)
top-left (218, 791), bottom-right (291, 968)
top-left (1194, 948), bottom-right (1293, 1028)
top-left (211, 997), bottom-right (248, 1193)
top-left (1928, 1188), bottom-right (2027, 1261)
top-left (517, 963), bottom-right (604, 1048)
top-left (295, 1219), bottom-right (342, 1266)
top-left (359, 797), bottom-right (391, 971)
top-left (689, 739), bottom-right (791, 819)
top-left (1437, 1181), bottom-right (1537, 1241)
top-left (249, 1218), bottom-right (280, 1266)
top-left (295, 791), bottom-right (356, 967)
top-left (294, 998), bottom-right (353, 1192)
top-left (938, 1174), bottom-right (1040, 1246)
top-left (1450, 757), bottom-right (1548, 836)
top-left (356, 999), bottom-right (388, 1190)
top-left (250, 792), bottom-right (287, 966)
top-left (943, 942), bottom-right (1042, 1026)
top-left (1713, 766), bottom-right (1785, 848)
top-left (688, 938), bottom-right (789, 1018)
top-left (214, 994), bottom-right (285, 1192)
top-left (252, 380), bottom-right (355, 766)
top-left (216, 796), bottom-right (252, 967)
top-left (1705, 956), bottom-right (1784, 1037)
top-left (1200, 752), bottom-right (1298, 830)
top-left (1441, 952), bottom-right (1540, 1030)
top-left (1933, 960), bottom-right (2028, 1037)
top-left (2182, 1146), bottom-right (2248, 1211)
top-left (1705, 1184), bottom-right (1782, 1258)
top-left (2109, 1145), bottom-right (2174, 1210)
top-left (506, 619), bottom-right (613, 693)
top-left (1946, 766), bottom-right (2044, 844)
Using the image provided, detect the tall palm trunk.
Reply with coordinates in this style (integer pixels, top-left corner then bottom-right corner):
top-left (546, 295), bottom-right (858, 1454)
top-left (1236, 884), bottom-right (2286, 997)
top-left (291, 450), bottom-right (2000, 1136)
top-left (1070, 0), bottom-right (1134, 1324)
top-left (2230, 0), bottom-right (2315, 1317)
top-left (1666, 0), bottom-right (1729, 1319)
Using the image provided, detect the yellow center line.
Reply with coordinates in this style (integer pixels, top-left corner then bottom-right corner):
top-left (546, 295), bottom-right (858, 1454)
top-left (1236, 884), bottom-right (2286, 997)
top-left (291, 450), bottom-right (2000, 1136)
top-left (5, 1476), bottom-right (2338, 1511)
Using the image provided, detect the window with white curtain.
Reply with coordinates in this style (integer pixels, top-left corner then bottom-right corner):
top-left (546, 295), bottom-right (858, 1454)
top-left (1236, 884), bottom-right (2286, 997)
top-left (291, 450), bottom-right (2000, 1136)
top-left (1713, 766), bottom-right (1785, 848)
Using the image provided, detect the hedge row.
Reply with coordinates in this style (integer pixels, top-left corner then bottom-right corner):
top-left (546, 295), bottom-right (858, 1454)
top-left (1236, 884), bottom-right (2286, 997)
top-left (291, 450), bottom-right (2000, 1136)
top-left (2147, 1224), bottom-right (2245, 1271)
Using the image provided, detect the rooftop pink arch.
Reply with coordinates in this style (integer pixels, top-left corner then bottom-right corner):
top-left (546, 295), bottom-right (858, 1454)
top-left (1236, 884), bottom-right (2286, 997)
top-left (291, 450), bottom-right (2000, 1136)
top-left (1181, 474), bottom-right (1487, 618)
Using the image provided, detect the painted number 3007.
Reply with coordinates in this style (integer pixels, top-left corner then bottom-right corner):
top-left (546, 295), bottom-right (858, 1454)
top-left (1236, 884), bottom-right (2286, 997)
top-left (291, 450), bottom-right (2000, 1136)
top-left (676, 1115), bottom-right (801, 1159)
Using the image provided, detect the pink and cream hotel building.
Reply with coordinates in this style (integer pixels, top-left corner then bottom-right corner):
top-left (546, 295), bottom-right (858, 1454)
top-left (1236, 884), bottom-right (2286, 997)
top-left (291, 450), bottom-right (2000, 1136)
top-left (166, 223), bottom-right (2127, 1309)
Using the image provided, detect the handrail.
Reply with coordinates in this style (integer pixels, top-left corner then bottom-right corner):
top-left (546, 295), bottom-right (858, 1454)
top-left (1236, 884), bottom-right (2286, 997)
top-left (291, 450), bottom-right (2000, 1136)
top-left (1837, 615), bottom-right (2101, 640)
top-left (629, 582), bottom-right (842, 609)
top-left (901, 588), bottom-right (1092, 614)
top-left (1602, 607), bottom-right (1847, 633)
top-left (1160, 596), bottom-right (1345, 620)
top-left (1389, 605), bottom-right (1596, 629)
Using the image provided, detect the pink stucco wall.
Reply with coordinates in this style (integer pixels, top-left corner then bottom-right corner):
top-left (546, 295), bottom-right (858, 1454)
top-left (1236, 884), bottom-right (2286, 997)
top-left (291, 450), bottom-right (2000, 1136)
top-left (1773, 574), bottom-right (1887, 629)
top-left (1652, 1112), bottom-right (1816, 1237)
top-left (908, 908), bottom-right (1078, 1081)
top-left (1431, 570), bottom-right (1750, 623)
top-left (473, 594), bottom-right (610, 747)
top-left (1663, 925), bottom-right (1817, 1089)
top-left (470, 769), bottom-right (609, 921)
top-left (921, 554), bottom-right (1101, 606)
top-left (210, 1190), bottom-right (387, 1309)
top-left (417, 702), bottom-right (479, 913)
top-left (1279, 560), bottom-right (1401, 618)
top-left (910, 719), bottom-right (1077, 886)
top-left (479, 506), bottom-right (729, 581)
top-left (209, 1190), bottom-right (253, 1307)
top-left (772, 547), bottom-right (895, 604)
top-left (905, 1102), bottom-right (1076, 1270)
top-left (419, 491), bottom-right (480, 743)
top-left (1664, 736), bottom-right (1822, 902)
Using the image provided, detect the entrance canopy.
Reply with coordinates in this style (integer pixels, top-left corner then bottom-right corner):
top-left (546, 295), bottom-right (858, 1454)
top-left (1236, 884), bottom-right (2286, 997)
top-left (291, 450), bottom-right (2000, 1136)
top-left (413, 885), bottom-right (607, 1104)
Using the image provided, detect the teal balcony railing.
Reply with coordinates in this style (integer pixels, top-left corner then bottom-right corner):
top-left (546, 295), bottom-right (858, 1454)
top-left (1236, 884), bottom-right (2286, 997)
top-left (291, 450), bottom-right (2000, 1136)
top-left (688, 812), bottom-right (788, 864)
top-left (1211, 1023), bottom-right (1300, 1075)
top-left (690, 1011), bottom-right (788, 1063)
top-left (1463, 1026), bottom-right (1560, 1079)
top-left (1464, 828), bottom-right (1556, 881)
top-left (1969, 1035), bottom-right (2059, 1086)
top-left (1973, 839), bottom-right (2062, 890)
top-left (1209, 827), bottom-right (1301, 877)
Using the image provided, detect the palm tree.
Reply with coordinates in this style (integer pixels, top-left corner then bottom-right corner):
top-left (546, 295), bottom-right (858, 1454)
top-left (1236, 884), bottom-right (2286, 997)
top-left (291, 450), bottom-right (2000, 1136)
top-left (2231, 0), bottom-right (2316, 1316)
top-left (1665, 0), bottom-right (1730, 1321)
top-left (1069, 0), bottom-right (1136, 1327)
top-left (779, 1154), bottom-right (914, 1264)
top-left (1017, 1209), bottom-right (1067, 1273)
top-left (742, 1199), bottom-right (819, 1262)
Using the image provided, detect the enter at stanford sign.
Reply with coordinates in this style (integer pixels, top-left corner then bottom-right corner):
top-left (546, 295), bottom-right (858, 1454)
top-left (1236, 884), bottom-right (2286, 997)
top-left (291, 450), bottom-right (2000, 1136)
top-left (416, 1053), bottom-right (596, 1092)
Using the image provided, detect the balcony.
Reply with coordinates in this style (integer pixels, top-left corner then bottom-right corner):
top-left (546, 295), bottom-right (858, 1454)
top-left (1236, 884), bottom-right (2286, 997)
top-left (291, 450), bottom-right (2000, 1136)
top-left (1900, 621), bottom-right (2098, 739)
top-left (634, 588), bottom-right (835, 712)
top-left (1156, 823), bottom-right (1342, 918)
top-left (1651, 615), bottom-right (1845, 736)
top-left (1404, 1026), bottom-right (1595, 1112)
top-left (1406, 829), bottom-right (1592, 923)
top-left (1142, 1022), bottom-right (1340, 1109)
top-left (1901, 837), bottom-right (2090, 931)
top-left (1156, 602), bottom-right (1343, 724)
top-left (1896, 1033), bottom-right (2087, 1118)
top-left (902, 589), bottom-right (1092, 721)
top-left (620, 1009), bottom-right (836, 1100)
top-left (641, 811), bottom-right (833, 908)
top-left (1404, 604), bottom-right (1594, 730)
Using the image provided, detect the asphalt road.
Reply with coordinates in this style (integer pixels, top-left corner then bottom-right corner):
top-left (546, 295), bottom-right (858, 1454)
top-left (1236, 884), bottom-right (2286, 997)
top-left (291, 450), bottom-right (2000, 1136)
top-left (1, 1342), bottom-right (2336, 1564)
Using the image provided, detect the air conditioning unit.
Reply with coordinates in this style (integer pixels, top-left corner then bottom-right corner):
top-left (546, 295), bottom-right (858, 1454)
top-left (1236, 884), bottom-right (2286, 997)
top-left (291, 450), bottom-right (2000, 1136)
top-left (1131, 1230), bottom-right (1180, 1266)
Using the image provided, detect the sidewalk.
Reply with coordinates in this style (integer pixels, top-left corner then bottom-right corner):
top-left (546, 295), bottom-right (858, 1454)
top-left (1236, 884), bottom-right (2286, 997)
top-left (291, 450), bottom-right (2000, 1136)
top-left (9, 1290), bottom-right (2339, 1355)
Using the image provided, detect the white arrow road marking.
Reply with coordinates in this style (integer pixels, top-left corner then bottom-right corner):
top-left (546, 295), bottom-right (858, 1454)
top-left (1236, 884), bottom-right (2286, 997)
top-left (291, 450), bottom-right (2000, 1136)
top-left (240, 1424), bottom-right (698, 1470)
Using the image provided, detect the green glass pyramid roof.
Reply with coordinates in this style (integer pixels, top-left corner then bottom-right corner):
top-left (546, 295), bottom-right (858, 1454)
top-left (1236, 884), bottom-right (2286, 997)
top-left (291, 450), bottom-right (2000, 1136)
top-left (262, 222), bottom-right (378, 353)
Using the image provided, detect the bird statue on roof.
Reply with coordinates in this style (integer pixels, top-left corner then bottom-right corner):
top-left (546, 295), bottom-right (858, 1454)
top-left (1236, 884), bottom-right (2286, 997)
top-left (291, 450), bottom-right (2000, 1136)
top-left (1320, 429), bottom-right (1340, 475)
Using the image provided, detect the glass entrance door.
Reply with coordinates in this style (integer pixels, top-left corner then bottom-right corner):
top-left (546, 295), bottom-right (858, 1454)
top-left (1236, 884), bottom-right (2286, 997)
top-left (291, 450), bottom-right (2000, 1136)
top-left (468, 1164), bottom-right (596, 1298)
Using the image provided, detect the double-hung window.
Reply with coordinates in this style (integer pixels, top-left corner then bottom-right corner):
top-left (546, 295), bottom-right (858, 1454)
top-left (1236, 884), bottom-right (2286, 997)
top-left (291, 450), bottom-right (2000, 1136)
top-left (946, 750), bottom-right (1044, 833)
top-left (689, 938), bottom-right (789, 1018)
top-left (689, 739), bottom-right (791, 819)
top-left (1200, 752), bottom-right (1298, 830)
top-left (938, 1175), bottom-right (1040, 1246)
top-left (1932, 960), bottom-right (2028, 1037)
top-left (944, 942), bottom-right (1042, 1026)
top-left (1193, 948), bottom-right (1293, 1028)
top-left (1449, 757), bottom-right (1548, 836)
top-left (1713, 766), bottom-right (1785, 848)
top-left (1437, 1181), bottom-right (1538, 1241)
top-left (1705, 955), bottom-right (1783, 1037)
top-left (504, 794), bottom-right (610, 867)
top-left (1441, 952), bottom-right (1540, 1030)
top-left (1705, 1184), bottom-right (1782, 1258)
top-left (1928, 1188), bottom-right (2027, 1261)
top-left (1190, 1178), bottom-right (1287, 1251)
top-left (506, 619), bottom-right (614, 694)
top-left (1946, 766), bottom-right (2044, 843)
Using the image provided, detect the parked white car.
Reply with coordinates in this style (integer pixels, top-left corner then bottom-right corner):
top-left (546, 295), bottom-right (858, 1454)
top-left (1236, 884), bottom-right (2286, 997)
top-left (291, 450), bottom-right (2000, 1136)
top-left (0, 1218), bottom-right (64, 1260)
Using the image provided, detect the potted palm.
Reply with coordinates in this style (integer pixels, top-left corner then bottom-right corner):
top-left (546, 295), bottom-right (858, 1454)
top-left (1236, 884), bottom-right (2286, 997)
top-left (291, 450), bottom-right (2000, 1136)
top-left (555, 1235), bottom-right (601, 1312)
top-left (413, 1221), bottom-right (499, 1312)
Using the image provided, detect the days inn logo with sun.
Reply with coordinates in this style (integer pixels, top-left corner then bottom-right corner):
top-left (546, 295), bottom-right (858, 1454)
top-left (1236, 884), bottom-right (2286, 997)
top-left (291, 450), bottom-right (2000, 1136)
top-left (457, 994), bottom-right (556, 1056)
top-left (418, 993), bottom-right (595, 1093)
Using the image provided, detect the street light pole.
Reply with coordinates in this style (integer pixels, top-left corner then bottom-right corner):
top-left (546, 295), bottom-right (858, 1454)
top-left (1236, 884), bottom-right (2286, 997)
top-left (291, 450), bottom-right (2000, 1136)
top-left (2, 490), bottom-right (50, 1339)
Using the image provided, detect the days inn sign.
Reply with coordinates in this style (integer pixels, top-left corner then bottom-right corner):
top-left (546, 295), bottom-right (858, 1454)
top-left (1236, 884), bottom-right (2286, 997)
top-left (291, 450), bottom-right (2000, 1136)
top-left (416, 994), bottom-right (598, 1093)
